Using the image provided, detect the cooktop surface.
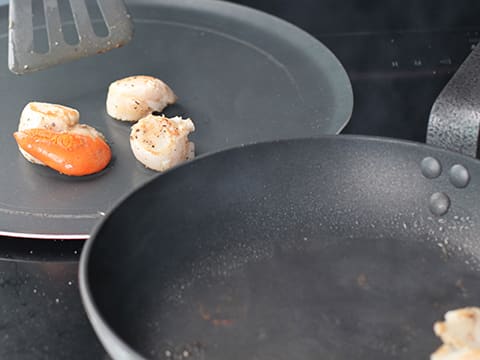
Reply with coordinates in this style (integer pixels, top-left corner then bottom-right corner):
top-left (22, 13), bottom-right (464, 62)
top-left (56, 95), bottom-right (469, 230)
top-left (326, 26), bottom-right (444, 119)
top-left (1, 0), bottom-right (479, 358)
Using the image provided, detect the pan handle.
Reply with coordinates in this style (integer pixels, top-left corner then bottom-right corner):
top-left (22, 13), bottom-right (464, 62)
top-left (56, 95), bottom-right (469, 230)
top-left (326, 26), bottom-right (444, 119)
top-left (426, 43), bottom-right (480, 158)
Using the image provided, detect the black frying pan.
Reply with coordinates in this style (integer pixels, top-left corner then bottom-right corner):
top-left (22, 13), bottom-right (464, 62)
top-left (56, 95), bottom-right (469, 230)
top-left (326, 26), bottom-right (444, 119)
top-left (80, 136), bottom-right (480, 360)
top-left (79, 16), bottom-right (480, 360)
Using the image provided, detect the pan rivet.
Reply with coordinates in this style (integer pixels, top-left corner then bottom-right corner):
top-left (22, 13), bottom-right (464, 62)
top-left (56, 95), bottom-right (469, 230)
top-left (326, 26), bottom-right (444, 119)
top-left (449, 164), bottom-right (470, 188)
top-left (421, 157), bottom-right (442, 178)
top-left (429, 192), bottom-right (450, 216)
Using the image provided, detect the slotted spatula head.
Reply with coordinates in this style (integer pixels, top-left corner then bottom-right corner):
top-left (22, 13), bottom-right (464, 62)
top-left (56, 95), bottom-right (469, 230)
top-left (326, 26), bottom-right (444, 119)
top-left (8, 0), bottom-right (133, 75)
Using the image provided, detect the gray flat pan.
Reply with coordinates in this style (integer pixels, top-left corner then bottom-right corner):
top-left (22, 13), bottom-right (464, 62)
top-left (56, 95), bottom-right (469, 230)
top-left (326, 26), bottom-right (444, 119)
top-left (0, 0), bottom-right (353, 239)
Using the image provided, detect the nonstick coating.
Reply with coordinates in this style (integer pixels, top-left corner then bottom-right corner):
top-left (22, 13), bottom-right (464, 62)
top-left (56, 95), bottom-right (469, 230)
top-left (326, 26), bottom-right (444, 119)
top-left (80, 136), bottom-right (480, 360)
top-left (0, 0), bottom-right (352, 238)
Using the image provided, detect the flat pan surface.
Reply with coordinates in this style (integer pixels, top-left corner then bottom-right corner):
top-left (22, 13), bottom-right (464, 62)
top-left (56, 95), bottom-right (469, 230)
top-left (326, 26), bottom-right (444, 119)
top-left (0, 0), bottom-right (352, 238)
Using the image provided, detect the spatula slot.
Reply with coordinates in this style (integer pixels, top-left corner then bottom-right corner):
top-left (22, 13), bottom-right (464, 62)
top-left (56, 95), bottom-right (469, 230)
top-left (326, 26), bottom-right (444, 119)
top-left (32, 0), bottom-right (48, 54)
top-left (58, 0), bottom-right (79, 45)
top-left (85, 0), bottom-right (108, 37)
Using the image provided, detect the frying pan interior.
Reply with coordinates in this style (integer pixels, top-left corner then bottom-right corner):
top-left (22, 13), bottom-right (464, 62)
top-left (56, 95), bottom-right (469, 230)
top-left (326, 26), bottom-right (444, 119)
top-left (81, 137), bottom-right (480, 360)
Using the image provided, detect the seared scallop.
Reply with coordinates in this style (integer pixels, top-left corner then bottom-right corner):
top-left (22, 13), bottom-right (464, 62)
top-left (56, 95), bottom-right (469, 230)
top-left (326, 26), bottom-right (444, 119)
top-left (18, 102), bottom-right (80, 164)
top-left (130, 114), bottom-right (194, 172)
top-left (431, 345), bottom-right (480, 360)
top-left (106, 75), bottom-right (177, 122)
top-left (431, 307), bottom-right (480, 360)
top-left (14, 102), bottom-right (111, 176)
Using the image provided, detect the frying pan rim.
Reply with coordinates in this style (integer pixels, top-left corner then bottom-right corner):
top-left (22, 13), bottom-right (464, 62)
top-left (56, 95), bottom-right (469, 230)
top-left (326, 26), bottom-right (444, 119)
top-left (79, 134), bottom-right (480, 359)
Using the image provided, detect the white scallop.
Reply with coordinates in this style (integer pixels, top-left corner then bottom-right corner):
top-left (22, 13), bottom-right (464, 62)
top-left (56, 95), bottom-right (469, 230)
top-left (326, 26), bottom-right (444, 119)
top-left (130, 114), bottom-right (195, 172)
top-left (432, 307), bottom-right (480, 360)
top-left (106, 75), bottom-right (177, 122)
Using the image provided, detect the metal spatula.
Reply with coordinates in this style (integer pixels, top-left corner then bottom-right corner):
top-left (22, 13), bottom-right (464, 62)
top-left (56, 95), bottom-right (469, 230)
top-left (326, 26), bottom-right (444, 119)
top-left (8, 0), bottom-right (133, 74)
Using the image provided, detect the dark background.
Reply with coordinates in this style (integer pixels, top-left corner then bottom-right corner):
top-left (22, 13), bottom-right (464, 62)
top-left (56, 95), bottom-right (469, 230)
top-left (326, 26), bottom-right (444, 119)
top-left (235, 0), bottom-right (480, 33)
top-left (236, 0), bottom-right (480, 142)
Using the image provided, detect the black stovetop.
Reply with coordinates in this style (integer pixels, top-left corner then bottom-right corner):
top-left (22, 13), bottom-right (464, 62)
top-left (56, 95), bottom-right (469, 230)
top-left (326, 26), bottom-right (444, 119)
top-left (1, 0), bottom-right (479, 359)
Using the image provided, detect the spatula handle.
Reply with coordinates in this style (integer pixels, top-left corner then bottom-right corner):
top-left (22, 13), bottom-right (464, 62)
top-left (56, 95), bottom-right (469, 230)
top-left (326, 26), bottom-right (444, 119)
top-left (427, 42), bottom-right (480, 158)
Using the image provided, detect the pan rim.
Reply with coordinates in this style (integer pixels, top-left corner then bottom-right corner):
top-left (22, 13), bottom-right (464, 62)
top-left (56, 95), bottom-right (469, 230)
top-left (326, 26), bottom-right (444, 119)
top-left (79, 134), bottom-right (480, 359)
